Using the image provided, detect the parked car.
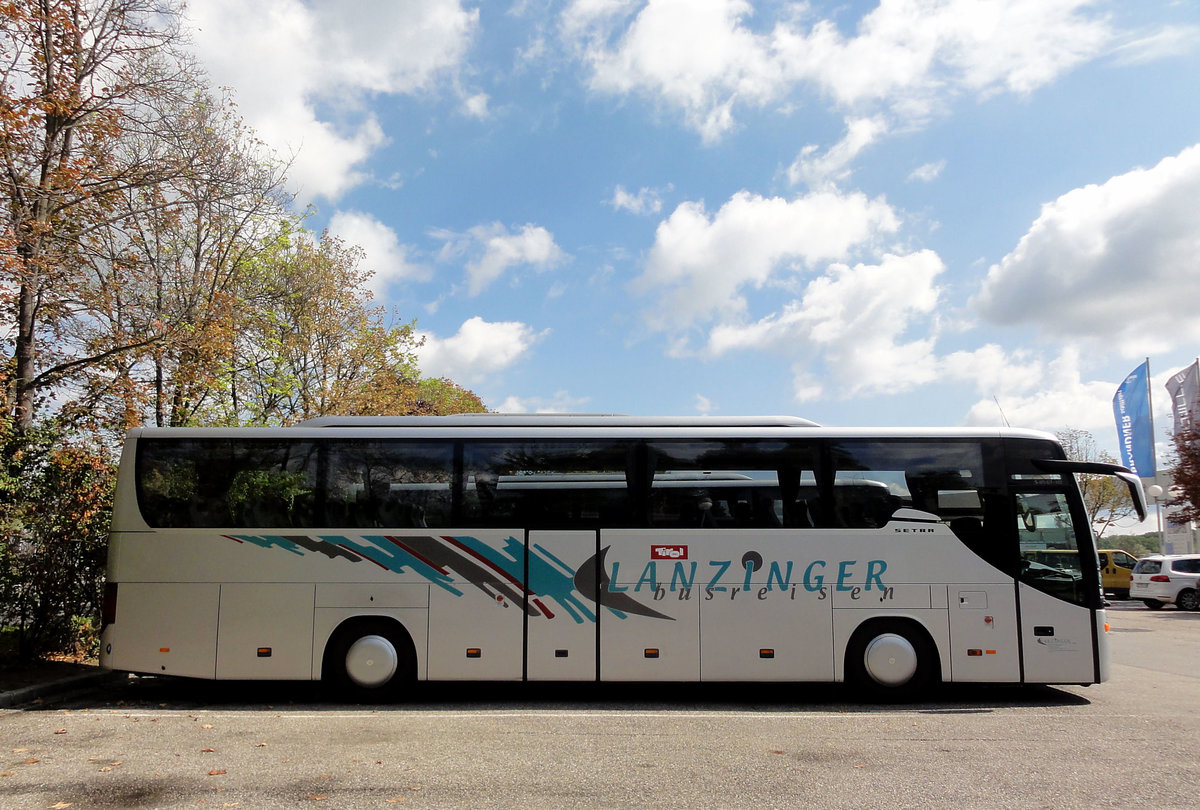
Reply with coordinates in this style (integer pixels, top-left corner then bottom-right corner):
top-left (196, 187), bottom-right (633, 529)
top-left (1130, 555), bottom-right (1200, 610)
top-left (1097, 548), bottom-right (1140, 599)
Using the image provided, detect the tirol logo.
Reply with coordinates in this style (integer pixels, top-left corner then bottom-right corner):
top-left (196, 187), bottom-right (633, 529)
top-left (651, 545), bottom-right (688, 560)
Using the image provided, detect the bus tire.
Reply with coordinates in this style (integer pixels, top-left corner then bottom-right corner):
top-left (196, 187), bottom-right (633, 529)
top-left (845, 619), bottom-right (938, 702)
top-left (323, 618), bottom-right (416, 703)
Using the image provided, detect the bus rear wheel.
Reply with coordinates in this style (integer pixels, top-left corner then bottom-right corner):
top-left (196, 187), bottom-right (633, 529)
top-left (846, 620), bottom-right (938, 702)
top-left (324, 619), bottom-right (415, 703)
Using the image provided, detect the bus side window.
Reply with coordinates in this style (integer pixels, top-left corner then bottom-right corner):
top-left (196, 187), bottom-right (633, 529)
top-left (647, 439), bottom-right (817, 530)
top-left (323, 440), bottom-right (453, 529)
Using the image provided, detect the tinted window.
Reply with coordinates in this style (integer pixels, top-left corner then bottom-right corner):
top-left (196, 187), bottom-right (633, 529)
top-left (461, 440), bottom-right (637, 528)
top-left (829, 440), bottom-right (1002, 546)
top-left (1015, 491), bottom-right (1089, 605)
top-left (325, 440), bottom-right (453, 528)
top-left (1113, 551), bottom-right (1138, 568)
top-left (138, 439), bottom-right (319, 528)
top-left (1171, 558), bottom-right (1200, 574)
top-left (646, 440), bottom-right (818, 529)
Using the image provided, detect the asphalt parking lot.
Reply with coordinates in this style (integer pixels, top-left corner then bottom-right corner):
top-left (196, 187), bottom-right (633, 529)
top-left (2, 601), bottom-right (1197, 809)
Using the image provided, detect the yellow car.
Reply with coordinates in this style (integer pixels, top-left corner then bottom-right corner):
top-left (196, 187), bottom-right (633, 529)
top-left (1098, 549), bottom-right (1140, 599)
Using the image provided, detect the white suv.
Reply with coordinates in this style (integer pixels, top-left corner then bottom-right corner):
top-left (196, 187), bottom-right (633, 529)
top-left (1130, 555), bottom-right (1200, 610)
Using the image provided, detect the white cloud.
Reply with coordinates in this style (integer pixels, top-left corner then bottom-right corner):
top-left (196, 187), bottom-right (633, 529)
top-left (1111, 25), bottom-right (1200, 66)
top-left (435, 223), bottom-right (567, 296)
top-left (493, 391), bottom-right (592, 413)
top-left (972, 143), bottom-right (1200, 356)
top-left (785, 0), bottom-right (1112, 113)
top-left (571, 0), bottom-right (786, 142)
top-left (788, 116), bottom-right (890, 189)
top-left (416, 317), bottom-right (547, 383)
top-left (328, 210), bottom-right (430, 296)
top-left (940, 344), bottom-right (1045, 400)
top-left (633, 189), bottom-right (900, 334)
top-left (959, 348), bottom-right (1119, 434)
top-left (463, 93), bottom-right (491, 118)
top-left (563, 0), bottom-right (1112, 141)
top-left (705, 251), bottom-right (945, 400)
top-left (908, 160), bottom-right (947, 183)
top-left (185, 0), bottom-right (478, 202)
top-left (611, 184), bottom-right (665, 215)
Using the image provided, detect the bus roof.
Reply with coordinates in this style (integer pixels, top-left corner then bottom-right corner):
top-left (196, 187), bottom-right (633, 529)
top-left (297, 414), bottom-right (822, 429)
top-left (127, 415), bottom-right (1067, 443)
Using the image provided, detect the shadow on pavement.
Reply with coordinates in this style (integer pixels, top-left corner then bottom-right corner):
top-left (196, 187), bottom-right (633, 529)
top-left (33, 673), bottom-right (1091, 714)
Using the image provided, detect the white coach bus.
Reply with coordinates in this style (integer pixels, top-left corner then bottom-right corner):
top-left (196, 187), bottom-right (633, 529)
top-left (99, 415), bottom-right (1145, 700)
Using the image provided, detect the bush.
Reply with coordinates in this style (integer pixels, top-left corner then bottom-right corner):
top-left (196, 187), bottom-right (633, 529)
top-left (0, 422), bottom-right (114, 662)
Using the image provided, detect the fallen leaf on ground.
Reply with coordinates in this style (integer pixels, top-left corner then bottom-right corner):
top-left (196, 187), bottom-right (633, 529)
top-left (307, 795), bottom-right (328, 801)
top-left (208, 769), bottom-right (227, 776)
top-left (201, 748), bottom-right (216, 753)
top-left (54, 729), bottom-right (67, 735)
top-left (201, 724), bottom-right (214, 729)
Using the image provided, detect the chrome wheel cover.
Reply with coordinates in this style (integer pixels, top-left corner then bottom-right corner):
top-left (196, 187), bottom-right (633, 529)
top-left (344, 634), bottom-right (399, 687)
top-left (863, 632), bottom-right (919, 686)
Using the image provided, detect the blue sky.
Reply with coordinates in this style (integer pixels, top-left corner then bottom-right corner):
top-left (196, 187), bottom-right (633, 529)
top-left (184, 0), bottom-right (1200, 465)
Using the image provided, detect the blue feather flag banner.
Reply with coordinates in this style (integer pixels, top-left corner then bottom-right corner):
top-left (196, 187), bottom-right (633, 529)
top-left (1113, 360), bottom-right (1155, 477)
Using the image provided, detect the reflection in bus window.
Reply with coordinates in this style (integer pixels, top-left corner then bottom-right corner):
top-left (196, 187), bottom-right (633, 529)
top-left (137, 440), bottom-right (319, 528)
top-left (646, 440), bottom-right (817, 529)
top-left (1016, 491), bottom-right (1086, 605)
top-left (324, 441), bottom-right (453, 528)
top-left (461, 440), bottom-right (637, 528)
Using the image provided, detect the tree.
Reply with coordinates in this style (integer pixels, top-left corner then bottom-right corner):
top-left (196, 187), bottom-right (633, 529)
top-left (0, 410), bottom-right (114, 660)
top-left (94, 88), bottom-right (294, 428)
top-left (1057, 428), bottom-right (1137, 537)
top-left (1166, 423), bottom-right (1200, 525)
top-left (216, 224), bottom-right (485, 424)
top-left (1, 0), bottom-right (198, 430)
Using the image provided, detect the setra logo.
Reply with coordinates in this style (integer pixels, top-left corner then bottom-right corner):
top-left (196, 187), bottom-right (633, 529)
top-left (651, 545), bottom-right (688, 560)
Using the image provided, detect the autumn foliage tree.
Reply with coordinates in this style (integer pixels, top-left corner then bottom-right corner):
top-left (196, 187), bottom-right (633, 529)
top-left (193, 222), bottom-right (484, 425)
top-left (1057, 427), bottom-right (1137, 537)
top-left (0, 1), bottom-right (486, 660)
top-left (0, 0), bottom-right (202, 431)
top-left (1166, 424), bottom-right (1200, 526)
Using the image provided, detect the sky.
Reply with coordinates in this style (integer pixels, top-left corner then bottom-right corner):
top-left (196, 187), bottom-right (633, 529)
top-left (180, 0), bottom-right (1200, 470)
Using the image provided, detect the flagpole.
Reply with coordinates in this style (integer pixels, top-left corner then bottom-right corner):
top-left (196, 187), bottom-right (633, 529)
top-left (1143, 357), bottom-right (1164, 553)
top-left (1142, 357), bottom-right (1161, 554)
top-left (1145, 357), bottom-right (1157, 476)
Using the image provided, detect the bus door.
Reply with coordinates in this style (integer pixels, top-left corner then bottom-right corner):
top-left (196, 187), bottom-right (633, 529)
top-left (1013, 490), bottom-right (1100, 683)
top-left (525, 530), bottom-right (599, 680)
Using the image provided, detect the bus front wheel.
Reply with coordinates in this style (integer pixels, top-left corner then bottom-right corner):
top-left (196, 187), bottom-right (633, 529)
top-left (324, 619), bottom-right (416, 703)
top-left (845, 620), bottom-right (938, 701)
